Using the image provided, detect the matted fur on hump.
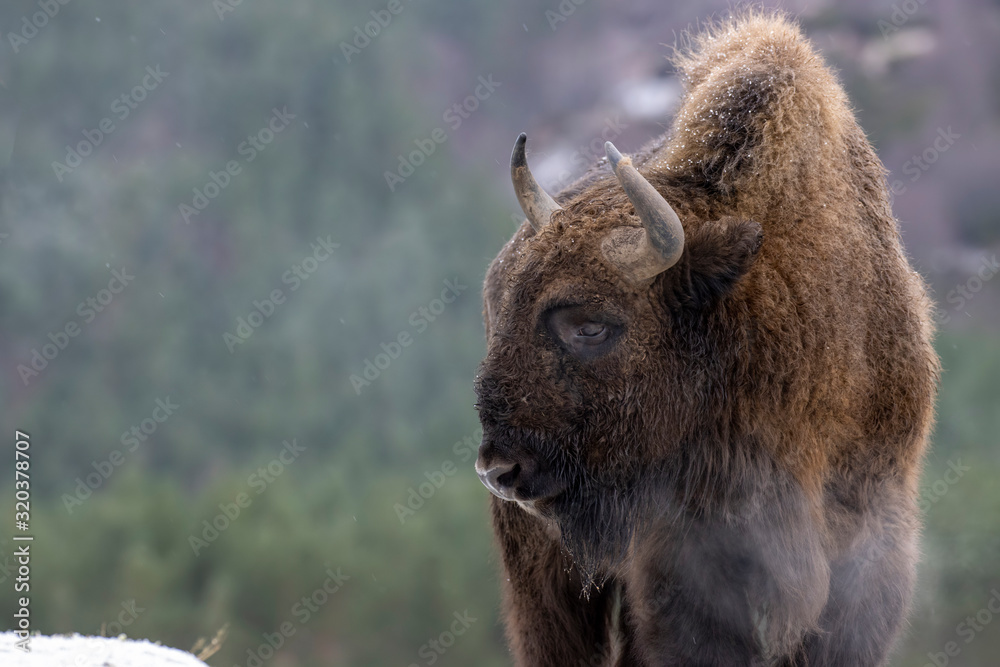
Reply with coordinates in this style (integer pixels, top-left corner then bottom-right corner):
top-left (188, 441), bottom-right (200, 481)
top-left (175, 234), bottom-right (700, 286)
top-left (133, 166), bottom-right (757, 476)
top-left (651, 13), bottom-right (861, 212)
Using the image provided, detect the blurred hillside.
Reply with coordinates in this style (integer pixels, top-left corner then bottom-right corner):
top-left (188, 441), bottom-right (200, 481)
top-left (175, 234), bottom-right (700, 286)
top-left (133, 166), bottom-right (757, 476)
top-left (0, 0), bottom-right (998, 665)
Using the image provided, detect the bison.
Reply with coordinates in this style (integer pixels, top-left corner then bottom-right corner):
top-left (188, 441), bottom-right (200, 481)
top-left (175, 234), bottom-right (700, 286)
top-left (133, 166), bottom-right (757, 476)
top-left (473, 12), bottom-right (939, 667)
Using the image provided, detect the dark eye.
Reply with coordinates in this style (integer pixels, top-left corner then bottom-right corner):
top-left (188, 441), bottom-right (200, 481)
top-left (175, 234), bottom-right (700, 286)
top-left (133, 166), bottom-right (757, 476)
top-left (577, 322), bottom-right (607, 339)
top-left (547, 306), bottom-right (620, 359)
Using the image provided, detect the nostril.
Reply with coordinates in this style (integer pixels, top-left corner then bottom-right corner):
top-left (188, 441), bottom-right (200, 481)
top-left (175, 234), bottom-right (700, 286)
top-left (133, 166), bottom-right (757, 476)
top-left (477, 457), bottom-right (553, 502)
top-left (485, 462), bottom-right (518, 492)
top-left (495, 463), bottom-right (520, 489)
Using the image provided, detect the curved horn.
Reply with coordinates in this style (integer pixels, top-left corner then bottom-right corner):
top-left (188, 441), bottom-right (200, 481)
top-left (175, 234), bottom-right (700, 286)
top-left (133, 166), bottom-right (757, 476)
top-left (602, 141), bottom-right (685, 282)
top-left (511, 133), bottom-right (561, 232)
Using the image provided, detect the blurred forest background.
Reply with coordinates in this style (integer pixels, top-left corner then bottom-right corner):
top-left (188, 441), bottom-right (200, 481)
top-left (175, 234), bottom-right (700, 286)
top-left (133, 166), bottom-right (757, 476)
top-left (1, 0), bottom-right (999, 665)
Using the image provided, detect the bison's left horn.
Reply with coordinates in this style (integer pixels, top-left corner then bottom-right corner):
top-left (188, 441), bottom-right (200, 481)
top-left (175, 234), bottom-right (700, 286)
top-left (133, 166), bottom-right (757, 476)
top-left (603, 141), bottom-right (685, 283)
top-left (511, 133), bottom-right (561, 232)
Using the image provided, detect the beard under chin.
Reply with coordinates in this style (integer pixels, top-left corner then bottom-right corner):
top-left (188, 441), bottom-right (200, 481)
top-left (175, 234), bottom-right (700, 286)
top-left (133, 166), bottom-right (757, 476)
top-left (548, 474), bottom-right (654, 595)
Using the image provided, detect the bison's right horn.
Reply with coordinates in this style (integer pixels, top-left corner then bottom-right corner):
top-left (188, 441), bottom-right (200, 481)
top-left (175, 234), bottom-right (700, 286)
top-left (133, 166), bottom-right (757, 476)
top-left (511, 133), bottom-right (561, 232)
top-left (602, 141), bottom-right (685, 283)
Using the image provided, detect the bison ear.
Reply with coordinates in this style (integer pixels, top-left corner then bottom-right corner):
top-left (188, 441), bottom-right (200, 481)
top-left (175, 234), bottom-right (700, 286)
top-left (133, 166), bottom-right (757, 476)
top-left (664, 217), bottom-right (762, 309)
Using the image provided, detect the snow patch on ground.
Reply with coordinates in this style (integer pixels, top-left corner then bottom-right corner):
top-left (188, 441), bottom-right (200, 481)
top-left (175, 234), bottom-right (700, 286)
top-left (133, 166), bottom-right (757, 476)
top-left (0, 632), bottom-right (208, 666)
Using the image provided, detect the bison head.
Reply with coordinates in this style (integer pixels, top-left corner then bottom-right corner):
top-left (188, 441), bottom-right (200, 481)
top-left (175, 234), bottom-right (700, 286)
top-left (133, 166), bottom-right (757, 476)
top-left (474, 134), bottom-right (764, 578)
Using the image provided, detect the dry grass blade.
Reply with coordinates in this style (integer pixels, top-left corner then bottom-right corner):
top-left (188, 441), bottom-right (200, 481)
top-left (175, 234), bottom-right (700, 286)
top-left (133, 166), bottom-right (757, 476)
top-left (192, 623), bottom-right (229, 661)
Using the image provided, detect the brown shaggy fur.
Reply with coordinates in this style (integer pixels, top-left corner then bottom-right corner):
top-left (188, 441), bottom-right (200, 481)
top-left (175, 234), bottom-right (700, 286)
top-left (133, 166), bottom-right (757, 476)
top-left (475, 12), bottom-right (938, 666)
